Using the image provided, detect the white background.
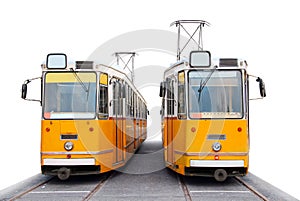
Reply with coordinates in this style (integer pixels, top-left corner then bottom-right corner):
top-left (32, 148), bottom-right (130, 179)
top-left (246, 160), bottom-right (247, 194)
top-left (1, 0), bottom-right (300, 199)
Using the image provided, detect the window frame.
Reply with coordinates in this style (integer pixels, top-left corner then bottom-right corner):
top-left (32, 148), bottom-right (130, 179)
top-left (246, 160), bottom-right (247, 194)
top-left (177, 70), bottom-right (186, 119)
top-left (98, 73), bottom-right (108, 119)
top-left (187, 69), bottom-right (244, 120)
top-left (43, 71), bottom-right (97, 120)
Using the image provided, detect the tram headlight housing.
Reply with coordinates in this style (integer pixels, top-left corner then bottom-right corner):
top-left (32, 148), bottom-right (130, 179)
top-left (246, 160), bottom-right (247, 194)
top-left (212, 142), bottom-right (222, 152)
top-left (64, 141), bottom-right (73, 151)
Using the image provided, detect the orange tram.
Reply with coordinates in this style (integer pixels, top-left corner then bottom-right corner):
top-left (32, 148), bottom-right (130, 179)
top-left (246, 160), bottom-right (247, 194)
top-left (22, 53), bottom-right (147, 180)
top-left (159, 20), bottom-right (266, 181)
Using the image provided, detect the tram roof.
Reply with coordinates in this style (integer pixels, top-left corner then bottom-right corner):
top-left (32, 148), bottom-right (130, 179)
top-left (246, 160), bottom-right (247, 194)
top-left (163, 57), bottom-right (248, 78)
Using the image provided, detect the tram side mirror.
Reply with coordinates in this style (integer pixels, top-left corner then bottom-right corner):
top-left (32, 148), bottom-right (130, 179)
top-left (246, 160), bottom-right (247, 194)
top-left (256, 77), bottom-right (266, 97)
top-left (20, 77), bottom-right (42, 104)
top-left (159, 82), bottom-right (166, 97)
top-left (46, 53), bottom-right (67, 69)
top-left (21, 83), bottom-right (28, 99)
top-left (189, 51), bottom-right (211, 67)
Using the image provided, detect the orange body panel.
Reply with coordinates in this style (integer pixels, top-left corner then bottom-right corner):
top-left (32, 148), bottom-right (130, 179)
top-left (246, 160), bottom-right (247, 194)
top-left (163, 118), bottom-right (249, 176)
top-left (41, 118), bottom-right (147, 174)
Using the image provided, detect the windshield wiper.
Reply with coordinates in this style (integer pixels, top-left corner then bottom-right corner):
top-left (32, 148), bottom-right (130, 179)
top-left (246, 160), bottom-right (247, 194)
top-left (86, 82), bottom-right (91, 100)
top-left (70, 69), bottom-right (90, 100)
top-left (198, 67), bottom-right (217, 102)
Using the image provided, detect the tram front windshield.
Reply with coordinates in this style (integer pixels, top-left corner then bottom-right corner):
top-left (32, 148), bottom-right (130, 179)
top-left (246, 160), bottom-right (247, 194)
top-left (188, 70), bottom-right (243, 119)
top-left (43, 72), bottom-right (97, 119)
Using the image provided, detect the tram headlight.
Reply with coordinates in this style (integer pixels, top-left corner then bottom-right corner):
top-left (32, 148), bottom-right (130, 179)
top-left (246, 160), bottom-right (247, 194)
top-left (212, 142), bottom-right (221, 152)
top-left (64, 141), bottom-right (73, 151)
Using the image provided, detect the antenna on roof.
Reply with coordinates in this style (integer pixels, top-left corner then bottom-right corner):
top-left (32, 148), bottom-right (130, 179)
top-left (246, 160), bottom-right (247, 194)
top-left (114, 52), bottom-right (137, 83)
top-left (170, 20), bottom-right (210, 61)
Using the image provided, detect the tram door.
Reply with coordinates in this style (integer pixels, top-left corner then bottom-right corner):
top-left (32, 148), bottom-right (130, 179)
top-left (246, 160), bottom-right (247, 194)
top-left (113, 81), bottom-right (124, 164)
top-left (166, 79), bottom-right (175, 163)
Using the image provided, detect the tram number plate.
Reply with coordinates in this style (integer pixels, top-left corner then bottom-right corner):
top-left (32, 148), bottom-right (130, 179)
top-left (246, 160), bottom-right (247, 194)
top-left (61, 134), bottom-right (78, 140)
top-left (207, 134), bottom-right (226, 140)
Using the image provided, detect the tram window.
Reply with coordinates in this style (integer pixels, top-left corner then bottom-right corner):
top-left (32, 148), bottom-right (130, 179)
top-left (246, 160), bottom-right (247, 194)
top-left (112, 82), bottom-right (116, 115)
top-left (130, 90), bottom-right (134, 117)
top-left (140, 99), bottom-right (142, 118)
top-left (129, 88), bottom-right (133, 117)
top-left (137, 98), bottom-right (140, 118)
top-left (135, 96), bottom-right (136, 117)
top-left (178, 85), bottom-right (186, 118)
top-left (125, 84), bottom-right (129, 116)
top-left (128, 85), bottom-right (130, 117)
top-left (167, 79), bottom-right (174, 115)
top-left (136, 98), bottom-right (141, 118)
top-left (139, 98), bottom-right (141, 118)
top-left (136, 98), bottom-right (139, 118)
top-left (112, 82), bottom-right (120, 115)
top-left (140, 102), bottom-right (143, 119)
top-left (119, 83), bottom-right (123, 115)
top-left (99, 85), bottom-right (108, 118)
top-left (143, 104), bottom-right (145, 119)
top-left (141, 104), bottom-right (144, 119)
top-left (188, 70), bottom-right (243, 119)
top-left (43, 72), bottom-right (97, 119)
top-left (178, 71), bottom-right (186, 119)
top-left (120, 83), bottom-right (123, 115)
top-left (134, 93), bottom-right (137, 118)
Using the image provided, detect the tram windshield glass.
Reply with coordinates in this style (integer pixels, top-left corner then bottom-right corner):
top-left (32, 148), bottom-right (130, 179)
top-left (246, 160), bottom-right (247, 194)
top-left (43, 72), bottom-right (97, 119)
top-left (188, 70), bottom-right (243, 119)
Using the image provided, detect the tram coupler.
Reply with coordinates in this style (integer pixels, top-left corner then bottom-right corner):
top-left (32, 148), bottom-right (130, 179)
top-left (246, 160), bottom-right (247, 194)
top-left (57, 167), bottom-right (71, 180)
top-left (214, 169), bottom-right (228, 182)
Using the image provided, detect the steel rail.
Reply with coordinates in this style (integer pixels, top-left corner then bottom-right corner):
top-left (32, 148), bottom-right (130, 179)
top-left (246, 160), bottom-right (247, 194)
top-left (10, 176), bottom-right (54, 201)
top-left (82, 171), bottom-right (114, 201)
top-left (177, 174), bottom-right (192, 201)
top-left (235, 176), bottom-right (269, 201)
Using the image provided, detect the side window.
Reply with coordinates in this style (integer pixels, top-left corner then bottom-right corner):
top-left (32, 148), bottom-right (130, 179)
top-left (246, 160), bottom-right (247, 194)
top-left (141, 103), bottom-right (145, 119)
top-left (129, 87), bottom-right (133, 117)
top-left (138, 98), bottom-right (141, 118)
top-left (99, 73), bottom-right (108, 118)
top-left (130, 89), bottom-right (134, 117)
top-left (112, 81), bottom-right (121, 115)
top-left (136, 97), bottom-right (139, 118)
top-left (144, 103), bottom-right (146, 119)
top-left (167, 78), bottom-right (175, 115)
top-left (134, 93), bottom-right (137, 118)
top-left (112, 81), bottom-right (117, 115)
top-left (125, 84), bottom-right (129, 117)
top-left (119, 82), bottom-right (123, 116)
top-left (178, 71), bottom-right (186, 119)
top-left (161, 91), bottom-right (165, 117)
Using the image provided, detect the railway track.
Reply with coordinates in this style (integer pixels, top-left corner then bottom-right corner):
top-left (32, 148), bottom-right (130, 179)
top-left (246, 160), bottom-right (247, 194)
top-left (177, 174), bottom-right (192, 201)
top-left (177, 174), bottom-right (270, 201)
top-left (9, 177), bottom-right (54, 201)
top-left (7, 172), bottom-right (114, 201)
top-left (82, 172), bottom-right (114, 201)
top-left (1, 142), bottom-right (296, 200)
top-left (234, 176), bottom-right (269, 201)
top-left (3, 171), bottom-right (296, 201)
